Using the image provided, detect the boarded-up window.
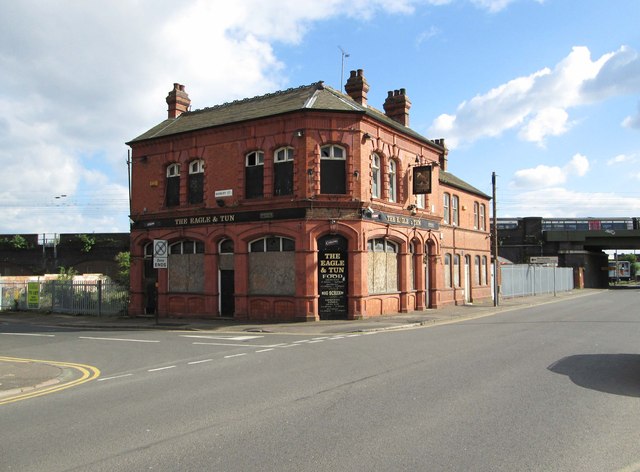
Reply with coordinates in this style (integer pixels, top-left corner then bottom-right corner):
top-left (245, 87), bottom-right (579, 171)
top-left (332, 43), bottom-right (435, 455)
top-left (248, 237), bottom-right (295, 295)
top-left (168, 240), bottom-right (204, 293)
top-left (166, 163), bottom-right (180, 207)
top-left (245, 151), bottom-right (264, 199)
top-left (274, 147), bottom-right (294, 196)
top-left (320, 145), bottom-right (346, 194)
top-left (367, 238), bottom-right (398, 294)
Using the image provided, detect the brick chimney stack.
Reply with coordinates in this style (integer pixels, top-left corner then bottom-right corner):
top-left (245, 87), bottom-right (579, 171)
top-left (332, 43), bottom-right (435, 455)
top-left (344, 69), bottom-right (370, 106)
top-left (166, 83), bottom-right (191, 119)
top-left (383, 89), bottom-right (411, 126)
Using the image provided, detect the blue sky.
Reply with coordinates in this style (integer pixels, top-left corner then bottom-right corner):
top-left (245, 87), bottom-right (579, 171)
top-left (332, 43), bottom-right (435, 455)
top-left (1, 0), bottom-right (638, 235)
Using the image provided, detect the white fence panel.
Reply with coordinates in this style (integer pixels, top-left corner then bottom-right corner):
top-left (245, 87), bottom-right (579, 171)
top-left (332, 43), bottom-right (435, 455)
top-left (501, 265), bottom-right (573, 299)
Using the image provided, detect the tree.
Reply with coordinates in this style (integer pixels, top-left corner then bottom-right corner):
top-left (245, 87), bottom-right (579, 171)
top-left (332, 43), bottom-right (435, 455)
top-left (115, 251), bottom-right (130, 289)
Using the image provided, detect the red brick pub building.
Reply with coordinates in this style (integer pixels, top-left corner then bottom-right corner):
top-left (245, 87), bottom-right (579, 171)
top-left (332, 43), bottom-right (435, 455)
top-left (127, 70), bottom-right (492, 322)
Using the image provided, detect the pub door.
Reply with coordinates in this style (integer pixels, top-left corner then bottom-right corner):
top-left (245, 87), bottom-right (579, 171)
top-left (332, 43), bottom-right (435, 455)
top-left (219, 270), bottom-right (235, 317)
top-left (317, 235), bottom-right (348, 320)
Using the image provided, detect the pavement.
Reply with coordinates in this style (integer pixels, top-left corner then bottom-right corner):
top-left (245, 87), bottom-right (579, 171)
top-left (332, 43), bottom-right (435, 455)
top-left (0, 289), bottom-right (602, 401)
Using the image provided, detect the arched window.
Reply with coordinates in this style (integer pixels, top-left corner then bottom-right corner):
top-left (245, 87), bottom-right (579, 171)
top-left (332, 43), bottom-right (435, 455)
top-left (245, 150), bottom-right (264, 199)
top-left (443, 193), bottom-right (450, 224)
top-left (444, 253), bottom-right (452, 288)
top-left (249, 236), bottom-right (295, 252)
top-left (474, 255), bottom-right (481, 286)
top-left (320, 144), bottom-right (346, 194)
top-left (480, 204), bottom-right (486, 231)
top-left (165, 163), bottom-right (180, 207)
top-left (481, 256), bottom-right (488, 285)
top-left (367, 237), bottom-right (399, 294)
top-left (454, 254), bottom-right (460, 286)
top-left (474, 202), bottom-right (479, 229)
top-left (371, 153), bottom-right (381, 199)
top-left (452, 195), bottom-right (459, 226)
top-left (219, 238), bottom-right (234, 254)
top-left (188, 159), bottom-right (204, 204)
top-left (274, 147), bottom-right (294, 196)
top-left (388, 159), bottom-right (397, 202)
top-left (168, 239), bottom-right (204, 293)
top-left (248, 236), bottom-right (295, 295)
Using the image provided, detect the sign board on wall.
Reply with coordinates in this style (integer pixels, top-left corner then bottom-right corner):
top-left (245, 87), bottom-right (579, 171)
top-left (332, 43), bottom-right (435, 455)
top-left (27, 282), bottom-right (40, 309)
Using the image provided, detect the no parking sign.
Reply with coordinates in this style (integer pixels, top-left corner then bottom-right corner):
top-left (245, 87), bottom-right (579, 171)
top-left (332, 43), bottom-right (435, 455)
top-left (153, 239), bottom-right (168, 269)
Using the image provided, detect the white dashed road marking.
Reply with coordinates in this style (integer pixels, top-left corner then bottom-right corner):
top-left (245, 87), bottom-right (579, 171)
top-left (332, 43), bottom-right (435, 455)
top-left (79, 336), bottom-right (160, 343)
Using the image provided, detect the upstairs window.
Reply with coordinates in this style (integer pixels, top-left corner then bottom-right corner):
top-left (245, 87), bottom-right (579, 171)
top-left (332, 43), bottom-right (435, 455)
top-left (474, 202), bottom-right (479, 229)
top-left (371, 153), bottom-right (381, 199)
top-left (443, 193), bottom-right (450, 224)
top-left (188, 159), bottom-right (204, 204)
top-left (245, 151), bottom-right (264, 199)
top-left (165, 163), bottom-right (180, 207)
top-left (320, 144), bottom-right (346, 194)
top-left (479, 204), bottom-right (486, 231)
top-left (452, 195), bottom-right (459, 226)
top-left (274, 147), bottom-right (294, 196)
top-left (388, 159), bottom-right (397, 202)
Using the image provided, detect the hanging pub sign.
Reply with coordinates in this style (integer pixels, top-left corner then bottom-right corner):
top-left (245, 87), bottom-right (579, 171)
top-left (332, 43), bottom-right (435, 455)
top-left (412, 165), bottom-right (432, 194)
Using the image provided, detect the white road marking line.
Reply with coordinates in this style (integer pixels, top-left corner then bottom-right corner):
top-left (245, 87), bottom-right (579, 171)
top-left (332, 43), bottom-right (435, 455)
top-left (312, 337), bottom-right (329, 340)
top-left (293, 339), bottom-right (311, 343)
top-left (79, 336), bottom-right (160, 343)
top-left (224, 353), bottom-right (247, 359)
top-left (98, 374), bottom-right (133, 382)
top-left (346, 334), bottom-right (360, 337)
top-left (181, 335), bottom-right (264, 341)
top-left (256, 348), bottom-right (274, 353)
top-left (308, 340), bottom-right (324, 343)
top-left (278, 344), bottom-right (301, 348)
top-left (192, 342), bottom-right (285, 348)
top-left (1, 333), bottom-right (55, 337)
top-left (148, 366), bottom-right (176, 372)
top-left (188, 359), bottom-right (213, 365)
top-left (328, 336), bottom-right (345, 340)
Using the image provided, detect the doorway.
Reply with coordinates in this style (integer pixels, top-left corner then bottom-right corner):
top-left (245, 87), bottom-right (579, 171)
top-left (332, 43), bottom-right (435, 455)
top-left (317, 234), bottom-right (348, 320)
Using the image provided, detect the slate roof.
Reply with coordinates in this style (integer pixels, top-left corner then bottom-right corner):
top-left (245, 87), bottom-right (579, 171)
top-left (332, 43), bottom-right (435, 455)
top-left (128, 81), bottom-right (439, 147)
top-left (439, 170), bottom-right (491, 199)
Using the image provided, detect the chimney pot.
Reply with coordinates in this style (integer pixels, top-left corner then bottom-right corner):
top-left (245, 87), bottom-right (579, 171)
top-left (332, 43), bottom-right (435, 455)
top-left (345, 68), bottom-right (370, 106)
top-left (383, 88), bottom-right (412, 126)
top-left (166, 83), bottom-right (191, 119)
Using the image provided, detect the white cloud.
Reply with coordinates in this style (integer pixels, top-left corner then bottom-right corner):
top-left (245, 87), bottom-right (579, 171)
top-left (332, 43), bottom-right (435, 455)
top-left (518, 108), bottom-right (570, 146)
top-left (429, 45), bottom-right (640, 148)
top-left (510, 153), bottom-right (589, 189)
top-left (500, 187), bottom-right (640, 218)
top-left (607, 153), bottom-right (636, 165)
top-left (622, 102), bottom-right (640, 129)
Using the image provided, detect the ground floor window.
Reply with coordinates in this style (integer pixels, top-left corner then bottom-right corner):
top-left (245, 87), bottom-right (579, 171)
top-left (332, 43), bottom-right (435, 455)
top-left (248, 236), bottom-right (295, 295)
top-left (168, 239), bottom-right (204, 293)
top-left (367, 238), bottom-right (399, 294)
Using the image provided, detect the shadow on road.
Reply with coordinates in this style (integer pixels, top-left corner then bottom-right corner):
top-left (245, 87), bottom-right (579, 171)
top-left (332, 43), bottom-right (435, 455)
top-left (548, 354), bottom-right (640, 398)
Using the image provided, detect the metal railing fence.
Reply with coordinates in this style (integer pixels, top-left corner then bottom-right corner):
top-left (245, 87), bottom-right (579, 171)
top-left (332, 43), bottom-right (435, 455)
top-left (500, 264), bottom-right (574, 299)
top-left (0, 280), bottom-right (128, 316)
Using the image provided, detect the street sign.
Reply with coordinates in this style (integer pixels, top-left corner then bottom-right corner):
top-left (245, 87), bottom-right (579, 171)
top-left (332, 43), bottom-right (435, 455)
top-left (153, 239), bottom-right (168, 269)
top-left (530, 256), bottom-right (558, 265)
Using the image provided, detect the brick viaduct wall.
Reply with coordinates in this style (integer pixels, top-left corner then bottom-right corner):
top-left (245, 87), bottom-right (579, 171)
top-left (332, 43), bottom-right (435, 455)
top-left (0, 233), bottom-right (130, 279)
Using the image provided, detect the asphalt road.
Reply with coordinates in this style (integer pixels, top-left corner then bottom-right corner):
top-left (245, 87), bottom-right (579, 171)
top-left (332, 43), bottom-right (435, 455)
top-left (1, 289), bottom-right (639, 471)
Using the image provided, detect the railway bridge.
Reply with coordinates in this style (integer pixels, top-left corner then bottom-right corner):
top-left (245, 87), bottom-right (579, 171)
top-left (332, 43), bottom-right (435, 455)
top-left (496, 217), bottom-right (640, 288)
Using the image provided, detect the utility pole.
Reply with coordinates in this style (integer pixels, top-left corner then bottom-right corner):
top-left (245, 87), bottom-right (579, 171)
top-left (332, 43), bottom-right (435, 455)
top-left (492, 172), bottom-right (499, 306)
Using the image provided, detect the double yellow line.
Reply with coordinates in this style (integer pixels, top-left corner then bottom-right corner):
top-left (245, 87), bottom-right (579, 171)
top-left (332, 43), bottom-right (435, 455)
top-left (0, 356), bottom-right (100, 406)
